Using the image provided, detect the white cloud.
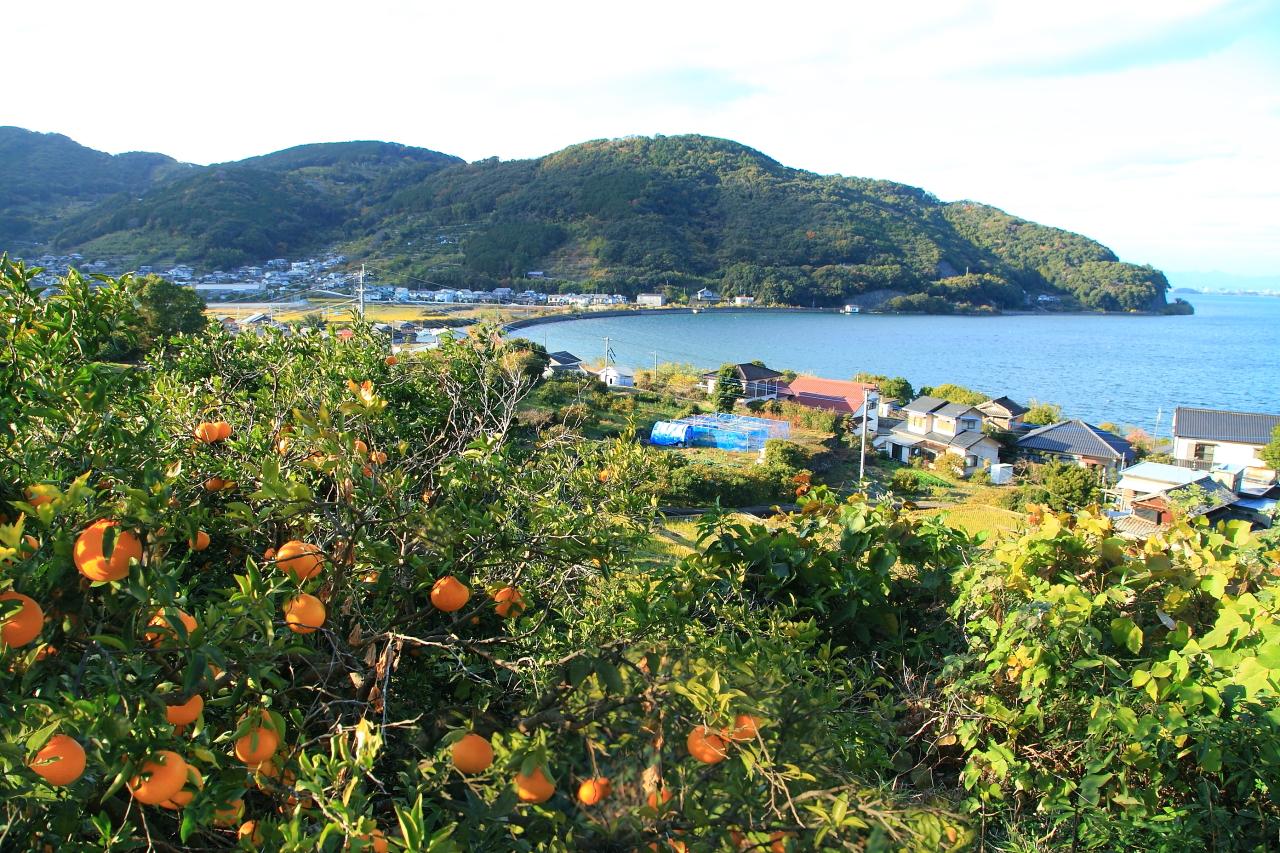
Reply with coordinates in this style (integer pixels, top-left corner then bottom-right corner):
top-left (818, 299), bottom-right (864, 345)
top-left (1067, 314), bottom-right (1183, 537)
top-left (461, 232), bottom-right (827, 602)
top-left (5, 0), bottom-right (1278, 274)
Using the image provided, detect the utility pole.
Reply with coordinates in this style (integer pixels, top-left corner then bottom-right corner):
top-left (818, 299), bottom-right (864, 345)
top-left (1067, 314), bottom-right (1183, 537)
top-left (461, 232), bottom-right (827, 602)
top-left (357, 264), bottom-right (366, 319)
top-left (651, 351), bottom-right (659, 373)
top-left (603, 337), bottom-right (610, 369)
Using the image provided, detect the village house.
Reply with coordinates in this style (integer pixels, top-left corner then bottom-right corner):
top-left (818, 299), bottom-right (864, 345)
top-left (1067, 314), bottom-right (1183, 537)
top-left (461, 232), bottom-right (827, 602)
top-left (1016, 420), bottom-right (1135, 474)
top-left (732, 295), bottom-right (755, 306)
top-left (780, 377), bottom-right (880, 437)
top-left (694, 288), bottom-right (721, 303)
top-left (883, 396), bottom-right (1000, 475)
top-left (1171, 406), bottom-right (1279, 484)
top-left (588, 365), bottom-right (634, 387)
top-left (977, 396), bottom-right (1029, 431)
top-left (544, 351), bottom-right (585, 376)
top-left (701, 363), bottom-right (785, 401)
top-left (1109, 461), bottom-right (1244, 539)
top-left (636, 293), bottom-right (666, 307)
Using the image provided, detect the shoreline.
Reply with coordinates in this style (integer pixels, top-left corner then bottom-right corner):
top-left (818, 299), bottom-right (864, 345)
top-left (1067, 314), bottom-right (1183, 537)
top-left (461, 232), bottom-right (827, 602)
top-left (502, 304), bottom-right (1181, 333)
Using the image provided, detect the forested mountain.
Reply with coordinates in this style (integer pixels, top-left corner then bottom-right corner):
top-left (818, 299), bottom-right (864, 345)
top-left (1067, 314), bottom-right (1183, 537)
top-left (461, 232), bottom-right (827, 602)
top-left (3, 128), bottom-right (1171, 311)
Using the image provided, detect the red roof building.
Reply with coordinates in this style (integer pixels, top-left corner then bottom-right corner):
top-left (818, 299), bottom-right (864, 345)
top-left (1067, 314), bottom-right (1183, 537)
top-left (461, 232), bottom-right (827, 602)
top-left (780, 377), bottom-right (877, 415)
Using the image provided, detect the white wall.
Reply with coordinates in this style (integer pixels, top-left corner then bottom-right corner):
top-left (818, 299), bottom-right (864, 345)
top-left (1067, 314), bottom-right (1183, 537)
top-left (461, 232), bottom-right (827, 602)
top-left (1173, 437), bottom-right (1268, 469)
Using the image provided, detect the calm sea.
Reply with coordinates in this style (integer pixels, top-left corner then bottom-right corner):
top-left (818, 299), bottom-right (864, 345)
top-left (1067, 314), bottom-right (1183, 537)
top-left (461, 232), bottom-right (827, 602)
top-left (529, 293), bottom-right (1280, 431)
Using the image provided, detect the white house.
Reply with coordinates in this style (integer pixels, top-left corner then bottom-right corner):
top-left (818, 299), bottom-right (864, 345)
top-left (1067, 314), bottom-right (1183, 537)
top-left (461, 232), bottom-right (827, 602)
top-left (732, 295), bottom-right (755, 306)
top-left (884, 396), bottom-right (1001, 475)
top-left (636, 293), bottom-right (666, 307)
top-left (1172, 406), bottom-right (1279, 483)
top-left (694, 288), bottom-right (720, 303)
top-left (595, 366), bottom-right (634, 387)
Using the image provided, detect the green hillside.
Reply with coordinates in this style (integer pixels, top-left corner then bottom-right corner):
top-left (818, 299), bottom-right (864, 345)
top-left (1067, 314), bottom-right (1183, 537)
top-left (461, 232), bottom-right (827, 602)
top-left (4, 128), bottom-right (1171, 310)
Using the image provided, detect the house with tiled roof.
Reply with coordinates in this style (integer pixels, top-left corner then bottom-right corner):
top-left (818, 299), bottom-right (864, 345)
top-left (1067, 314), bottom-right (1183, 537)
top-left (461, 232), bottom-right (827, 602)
top-left (882, 395), bottom-right (1000, 475)
top-left (1172, 406), bottom-right (1279, 483)
top-left (977, 396), bottom-right (1029, 430)
top-left (1016, 420), bottom-right (1134, 474)
top-left (1109, 462), bottom-right (1244, 540)
top-left (778, 377), bottom-right (879, 437)
top-left (701, 363), bottom-right (785, 401)
top-left (544, 351), bottom-right (586, 376)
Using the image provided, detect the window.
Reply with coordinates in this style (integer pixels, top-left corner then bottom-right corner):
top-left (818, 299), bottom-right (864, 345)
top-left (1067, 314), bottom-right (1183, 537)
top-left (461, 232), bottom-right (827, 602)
top-left (1193, 443), bottom-right (1216, 463)
top-left (965, 455), bottom-right (977, 468)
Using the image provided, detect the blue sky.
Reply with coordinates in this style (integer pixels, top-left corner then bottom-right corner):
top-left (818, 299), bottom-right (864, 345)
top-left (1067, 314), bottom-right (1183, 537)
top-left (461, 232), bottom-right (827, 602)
top-left (6, 0), bottom-right (1279, 283)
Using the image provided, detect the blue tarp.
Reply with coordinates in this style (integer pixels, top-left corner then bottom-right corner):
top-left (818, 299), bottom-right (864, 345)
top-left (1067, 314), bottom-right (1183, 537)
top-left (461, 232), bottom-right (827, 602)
top-left (650, 421), bottom-right (693, 446)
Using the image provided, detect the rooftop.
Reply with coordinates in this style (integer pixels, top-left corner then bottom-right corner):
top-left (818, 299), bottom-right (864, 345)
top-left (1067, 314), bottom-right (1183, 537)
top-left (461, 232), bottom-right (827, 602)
top-left (1117, 461), bottom-right (1209, 488)
top-left (902, 395), bottom-right (949, 415)
top-left (1173, 406), bottom-right (1280, 445)
top-left (1017, 420), bottom-right (1134, 461)
top-left (979, 396), bottom-right (1029, 418)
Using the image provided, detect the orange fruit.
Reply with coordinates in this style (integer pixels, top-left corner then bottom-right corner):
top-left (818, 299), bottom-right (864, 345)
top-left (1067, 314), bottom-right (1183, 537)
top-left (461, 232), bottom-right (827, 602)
top-left (24, 485), bottom-right (56, 507)
top-left (430, 576), bottom-right (470, 612)
top-left (283, 593), bottom-right (326, 634)
top-left (577, 776), bottom-right (611, 806)
top-left (215, 421), bottom-right (233, 441)
top-left (29, 734), bottom-right (86, 786)
top-left (770, 831), bottom-right (792, 852)
top-left (372, 450), bottom-right (388, 465)
top-left (515, 767), bottom-right (555, 804)
top-left (238, 820), bottom-right (264, 845)
top-left (648, 786), bottom-right (673, 808)
top-left (214, 798), bottom-right (245, 827)
top-left (235, 726), bottom-right (280, 765)
top-left (687, 725), bottom-right (728, 764)
top-left (356, 828), bottom-right (389, 852)
top-left (128, 750), bottom-right (188, 805)
top-left (145, 608), bottom-right (198, 645)
top-left (189, 530), bottom-right (211, 551)
top-left (384, 355), bottom-right (398, 366)
top-left (0, 591), bottom-right (43, 647)
top-left (203, 476), bottom-right (227, 491)
top-left (194, 422), bottom-right (221, 443)
top-left (492, 586), bottom-right (526, 618)
top-left (12, 534), bottom-right (39, 560)
top-left (74, 520), bottom-right (142, 582)
top-left (451, 733), bottom-right (493, 773)
top-left (354, 439), bottom-right (369, 456)
top-left (161, 766), bottom-right (204, 809)
top-left (263, 546), bottom-right (277, 560)
top-left (276, 540), bottom-right (323, 581)
top-left (728, 714), bottom-right (759, 742)
top-left (166, 693), bottom-right (204, 726)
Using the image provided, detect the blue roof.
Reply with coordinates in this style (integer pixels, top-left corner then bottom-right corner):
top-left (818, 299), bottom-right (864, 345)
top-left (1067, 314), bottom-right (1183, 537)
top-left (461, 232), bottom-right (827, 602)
top-left (1118, 462), bottom-right (1206, 486)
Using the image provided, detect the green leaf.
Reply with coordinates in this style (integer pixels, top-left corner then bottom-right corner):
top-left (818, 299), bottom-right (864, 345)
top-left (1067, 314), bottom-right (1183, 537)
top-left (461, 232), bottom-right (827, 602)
top-left (1110, 617), bottom-right (1143, 654)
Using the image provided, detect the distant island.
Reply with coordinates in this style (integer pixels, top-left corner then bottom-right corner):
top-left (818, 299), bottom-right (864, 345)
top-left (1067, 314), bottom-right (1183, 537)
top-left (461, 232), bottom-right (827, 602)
top-left (1, 126), bottom-right (1184, 314)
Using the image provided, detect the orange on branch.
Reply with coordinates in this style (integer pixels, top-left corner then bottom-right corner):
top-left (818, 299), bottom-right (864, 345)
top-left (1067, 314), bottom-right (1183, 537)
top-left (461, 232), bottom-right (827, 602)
top-left (24, 485), bottom-right (56, 507)
top-left (384, 355), bottom-right (398, 366)
top-left (235, 726), bottom-right (280, 765)
top-left (74, 520), bottom-right (142, 582)
top-left (276, 540), bottom-right (323, 581)
top-left (356, 828), bottom-right (389, 852)
top-left (145, 608), bottom-right (197, 646)
top-left (1, 591), bottom-right (43, 647)
top-left (451, 732), bottom-right (493, 773)
top-left (161, 766), bottom-right (203, 809)
top-left (687, 725), bottom-right (728, 764)
top-left (128, 750), bottom-right (188, 805)
top-left (166, 693), bottom-right (204, 727)
top-left (577, 776), bottom-right (611, 806)
top-left (29, 734), bottom-right (86, 786)
top-left (430, 575), bottom-right (470, 612)
top-left (194, 422), bottom-right (220, 443)
top-left (283, 593), bottom-right (325, 633)
top-left (238, 820), bottom-right (264, 845)
top-left (492, 586), bottom-right (526, 618)
top-left (515, 766), bottom-right (556, 803)
top-left (214, 798), bottom-right (245, 827)
top-left (189, 530), bottom-right (211, 551)
top-left (728, 713), bottom-right (760, 742)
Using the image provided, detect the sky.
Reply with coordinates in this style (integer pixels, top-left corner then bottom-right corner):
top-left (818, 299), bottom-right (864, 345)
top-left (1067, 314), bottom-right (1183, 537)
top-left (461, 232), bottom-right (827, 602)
top-left (7, 0), bottom-right (1280, 282)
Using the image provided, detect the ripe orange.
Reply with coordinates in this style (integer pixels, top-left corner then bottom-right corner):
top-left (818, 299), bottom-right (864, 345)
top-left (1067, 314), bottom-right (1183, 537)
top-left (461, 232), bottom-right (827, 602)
top-left (356, 828), bottom-right (390, 852)
top-left (283, 593), bottom-right (326, 634)
top-left (451, 733), bottom-right (494, 773)
top-left (728, 713), bottom-right (759, 742)
top-left (235, 725), bottom-right (280, 765)
top-left (577, 777), bottom-right (611, 806)
top-left (238, 821), bottom-right (264, 845)
top-left (161, 766), bottom-right (204, 809)
top-left (276, 540), bottom-right (323, 581)
top-left (74, 520), bottom-right (142, 582)
top-left (194, 422), bottom-right (221, 443)
top-left (430, 576), bottom-right (470, 612)
top-left (515, 767), bottom-right (556, 803)
top-left (1, 591), bottom-right (43, 647)
top-left (166, 693), bottom-right (204, 727)
top-left (492, 586), bottom-right (526, 618)
top-left (770, 831), bottom-right (792, 852)
top-left (128, 750), bottom-right (188, 805)
top-left (384, 355), bottom-right (398, 366)
top-left (145, 608), bottom-right (198, 646)
top-left (354, 439), bottom-right (369, 456)
top-left (687, 725), bottom-right (728, 764)
top-left (647, 786), bottom-right (673, 811)
top-left (29, 734), bottom-right (86, 786)
top-left (215, 420), bottom-right (233, 441)
top-left (189, 530), bottom-right (211, 551)
top-left (203, 476), bottom-right (227, 491)
top-left (13, 534), bottom-right (39, 560)
top-left (213, 798), bottom-right (244, 827)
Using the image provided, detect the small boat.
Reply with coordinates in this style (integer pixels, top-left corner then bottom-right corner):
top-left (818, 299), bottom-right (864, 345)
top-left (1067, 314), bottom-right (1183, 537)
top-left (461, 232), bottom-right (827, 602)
top-left (691, 308), bottom-right (700, 314)
top-left (842, 304), bottom-right (860, 315)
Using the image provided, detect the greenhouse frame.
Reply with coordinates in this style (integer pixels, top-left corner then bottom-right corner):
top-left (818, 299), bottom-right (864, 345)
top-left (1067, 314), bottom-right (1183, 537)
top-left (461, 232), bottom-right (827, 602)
top-left (649, 413), bottom-right (791, 452)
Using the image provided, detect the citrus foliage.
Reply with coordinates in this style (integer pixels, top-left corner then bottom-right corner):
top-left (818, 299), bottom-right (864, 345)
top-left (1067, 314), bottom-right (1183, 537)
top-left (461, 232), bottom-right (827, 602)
top-left (2, 259), bottom-right (1276, 851)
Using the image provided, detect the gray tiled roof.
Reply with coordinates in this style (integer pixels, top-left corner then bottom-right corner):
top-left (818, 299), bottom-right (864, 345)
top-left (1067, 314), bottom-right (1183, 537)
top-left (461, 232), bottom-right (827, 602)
top-left (1017, 420), bottom-right (1134, 461)
top-left (950, 430), bottom-right (992, 450)
top-left (980, 396), bottom-right (1028, 417)
top-left (1173, 406), bottom-right (1280, 445)
top-left (902, 395), bottom-right (948, 415)
top-left (935, 402), bottom-right (979, 419)
top-left (547, 351), bottom-right (581, 365)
